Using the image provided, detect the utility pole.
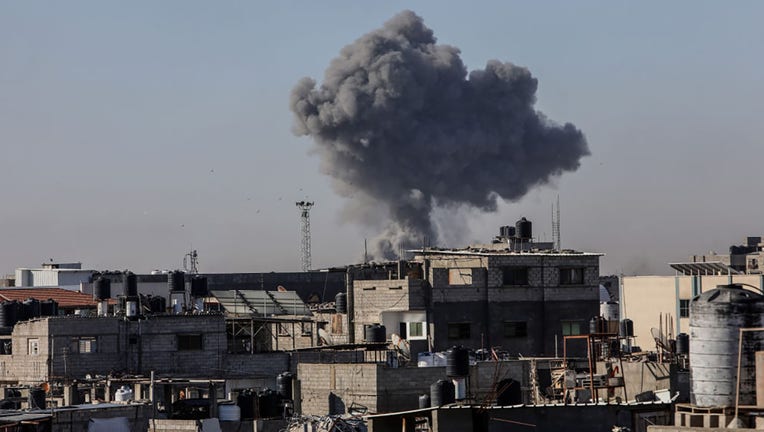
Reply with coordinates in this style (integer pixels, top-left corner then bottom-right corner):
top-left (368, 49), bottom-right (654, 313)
top-left (296, 201), bottom-right (315, 272)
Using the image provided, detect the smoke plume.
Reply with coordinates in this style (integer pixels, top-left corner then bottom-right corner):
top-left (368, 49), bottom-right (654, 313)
top-left (290, 10), bottom-right (589, 259)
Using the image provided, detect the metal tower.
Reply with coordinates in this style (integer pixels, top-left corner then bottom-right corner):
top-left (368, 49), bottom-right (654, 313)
top-left (296, 201), bottom-right (315, 272)
top-left (552, 195), bottom-right (561, 251)
top-left (183, 249), bottom-right (199, 274)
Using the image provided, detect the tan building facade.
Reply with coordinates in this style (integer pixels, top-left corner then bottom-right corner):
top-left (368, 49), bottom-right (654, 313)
top-left (621, 274), bottom-right (764, 349)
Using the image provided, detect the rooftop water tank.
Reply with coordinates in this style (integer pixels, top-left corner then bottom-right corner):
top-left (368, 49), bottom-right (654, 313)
top-left (446, 346), bottom-right (470, 377)
top-left (365, 324), bottom-right (386, 343)
top-left (277, 372), bottom-right (294, 400)
top-left (123, 272), bottom-right (138, 297)
top-left (168, 271), bottom-right (185, 293)
top-left (690, 284), bottom-right (764, 407)
top-left (114, 386), bottom-right (133, 402)
top-left (430, 380), bottom-right (455, 407)
top-left (219, 403), bottom-right (241, 422)
top-left (515, 217), bottom-right (532, 240)
top-left (334, 292), bottom-right (347, 314)
top-left (94, 277), bottom-right (111, 300)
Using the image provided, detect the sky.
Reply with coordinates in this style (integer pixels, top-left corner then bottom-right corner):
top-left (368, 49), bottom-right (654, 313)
top-left (1, 1), bottom-right (763, 276)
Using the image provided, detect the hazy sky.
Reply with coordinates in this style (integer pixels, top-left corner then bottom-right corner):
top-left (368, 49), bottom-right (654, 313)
top-left (1, 1), bottom-right (762, 276)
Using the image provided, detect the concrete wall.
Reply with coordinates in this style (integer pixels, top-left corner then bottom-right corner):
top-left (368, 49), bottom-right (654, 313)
top-left (352, 277), bottom-right (426, 342)
top-left (53, 403), bottom-right (150, 432)
top-left (297, 360), bottom-right (531, 416)
top-left (1, 315), bottom-right (229, 383)
top-left (621, 274), bottom-right (764, 349)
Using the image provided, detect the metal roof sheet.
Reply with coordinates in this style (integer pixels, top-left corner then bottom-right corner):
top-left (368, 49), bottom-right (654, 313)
top-left (210, 290), bottom-right (311, 316)
top-left (669, 262), bottom-right (740, 275)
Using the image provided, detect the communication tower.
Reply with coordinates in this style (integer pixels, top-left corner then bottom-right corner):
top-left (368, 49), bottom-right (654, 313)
top-left (296, 201), bottom-right (315, 272)
top-left (552, 195), bottom-right (561, 251)
top-left (183, 249), bottom-right (199, 274)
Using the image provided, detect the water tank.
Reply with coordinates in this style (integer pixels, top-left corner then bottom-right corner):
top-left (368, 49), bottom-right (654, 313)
top-left (365, 324), bottom-right (386, 343)
top-left (0, 301), bottom-right (20, 328)
top-left (418, 394), bottom-right (430, 409)
top-left (94, 277), bottom-right (111, 300)
top-left (600, 301), bottom-right (619, 321)
top-left (168, 271), bottom-right (186, 293)
top-left (255, 389), bottom-right (280, 419)
top-left (114, 386), bottom-right (133, 402)
top-left (495, 379), bottom-right (522, 406)
top-left (219, 404), bottom-right (241, 422)
top-left (190, 276), bottom-right (208, 297)
top-left (589, 316), bottom-right (608, 334)
top-left (28, 387), bottom-right (45, 410)
top-left (515, 217), bottom-right (532, 240)
top-left (236, 390), bottom-right (255, 420)
top-left (446, 346), bottom-right (470, 377)
top-left (430, 380), bottom-right (455, 407)
top-left (40, 299), bottom-right (58, 317)
top-left (23, 299), bottom-right (41, 319)
top-left (690, 284), bottom-right (764, 407)
top-left (123, 272), bottom-right (138, 297)
top-left (276, 372), bottom-right (294, 400)
top-left (676, 333), bottom-right (690, 355)
top-left (619, 319), bottom-right (634, 337)
top-left (334, 292), bottom-right (347, 314)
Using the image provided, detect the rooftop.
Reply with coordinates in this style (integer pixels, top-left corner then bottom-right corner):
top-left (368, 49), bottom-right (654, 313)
top-left (409, 247), bottom-right (604, 257)
top-left (0, 287), bottom-right (98, 308)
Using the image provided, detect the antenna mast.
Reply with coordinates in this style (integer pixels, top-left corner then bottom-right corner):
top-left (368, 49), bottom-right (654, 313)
top-left (296, 201), bottom-right (315, 272)
top-left (183, 249), bottom-right (199, 274)
top-left (552, 195), bottom-right (561, 250)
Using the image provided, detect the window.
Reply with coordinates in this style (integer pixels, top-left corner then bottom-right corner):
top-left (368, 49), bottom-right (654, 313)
top-left (78, 337), bottom-right (97, 354)
top-left (301, 322), bottom-right (312, 336)
top-left (447, 323), bottom-right (471, 339)
top-left (448, 268), bottom-right (473, 285)
top-left (502, 267), bottom-right (529, 286)
top-left (277, 323), bottom-right (289, 336)
top-left (177, 334), bottom-right (203, 351)
top-left (679, 299), bottom-right (690, 318)
top-left (560, 268), bottom-right (585, 285)
top-left (408, 322), bottom-right (425, 339)
top-left (504, 321), bottom-right (528, 338)
top-left (561, 321), bottom-right (584, 336)
top-left (28, 339), bottom-right (39, 356)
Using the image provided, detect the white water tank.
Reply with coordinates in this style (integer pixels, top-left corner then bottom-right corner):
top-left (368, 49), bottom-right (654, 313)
top-left (114, 386), bottom-right (133, 402)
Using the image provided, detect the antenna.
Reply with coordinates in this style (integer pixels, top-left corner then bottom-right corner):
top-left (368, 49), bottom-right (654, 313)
top-left (296, 201), bottom-right (315, 272)
top-left (183, 249), bottom-right (199, 274)
top-left (552, 195), bottom-right (561, 250)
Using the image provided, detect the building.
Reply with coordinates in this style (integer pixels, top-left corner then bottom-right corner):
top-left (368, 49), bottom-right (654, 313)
top-left (343, 222), bottom-right (603, 358)
top-left (690, 236), bottom-right (764, 274)
top-left (14, 262), bottom-right (95, 290)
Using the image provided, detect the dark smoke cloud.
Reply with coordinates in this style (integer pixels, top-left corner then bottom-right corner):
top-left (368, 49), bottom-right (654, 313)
top-left (290, 10), bottom-right (589, 259)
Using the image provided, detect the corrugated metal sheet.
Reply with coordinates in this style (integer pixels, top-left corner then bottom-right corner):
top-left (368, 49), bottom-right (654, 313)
top-left (211, 290), bottom-right (311, 316)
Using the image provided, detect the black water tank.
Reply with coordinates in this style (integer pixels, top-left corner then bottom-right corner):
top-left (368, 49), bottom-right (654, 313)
top-left (123, 272), bottom-right (138, 297)
top-left (168, 271), bottom-right (185, 293)
top-left (335, 292), bottom-right (347, 314)
top-left (255, 389), bottom-right (280, 419)
top-left (190, 276), bottom-right (208, 297)
top-left (676, 333), bottom-right (690, 355)
top-left (94, 277), bottom-right (111, 300)
top-left (28, 387), bottom-right (45, 410)
top-left (515, 217), bottom-right (532, 239)
top-left (0, 302), bottom-right (19, 328)
top-left (446, 346), bottom-right (470, 377)
top-left (40, 299), bottom-right (58, 317)
top-left (430, 380), bottom-right (455, 407)
top-left (495, 379), bottom-right (522, 406)
top-left (365, 324), bottom-right (386, 343)
top-left (619, 319), bottom-right (634, 337)
top-left (418, 394), bottom-right (431, 409)
top-left (237, 390), bottom-right (255, 420)
top-left (589, 316), bottom-right (607, 334)
top-left (276, 372), bottom-right (293, 400)
top-left (23, 299), bottom-right (41, 319)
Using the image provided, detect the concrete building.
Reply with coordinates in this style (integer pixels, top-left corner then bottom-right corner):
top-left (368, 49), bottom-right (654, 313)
top-left (621, 270), bottom-right (764, 350)
top-left (690, 236), bottom-right (764, 274)
top-left (0, 314), bottom-right (290, 392)
top-left (348, 238), bottom-right (603, 357)
top-left (14, 262), bottom-right (95, 290)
